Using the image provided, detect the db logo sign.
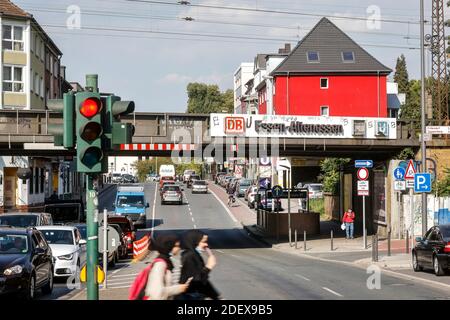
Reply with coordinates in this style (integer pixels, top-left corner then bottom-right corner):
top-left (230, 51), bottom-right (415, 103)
top-left (224, 117), bottom-right (245, 134)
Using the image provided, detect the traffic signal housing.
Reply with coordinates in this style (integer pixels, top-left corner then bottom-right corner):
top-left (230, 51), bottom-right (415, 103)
top-left (105, 95), bottom-right (135, 145)
top-left (76, 92), bottom-right (106, 173)
top-left (47, 92), bottom-right (75, 148)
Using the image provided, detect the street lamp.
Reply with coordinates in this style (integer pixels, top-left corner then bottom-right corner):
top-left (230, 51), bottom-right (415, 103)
top-left (420, 0), bottom-right (427, 235)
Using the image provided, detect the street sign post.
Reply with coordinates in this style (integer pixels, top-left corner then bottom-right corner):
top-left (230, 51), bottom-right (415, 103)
top-left (355, 160), bottom-right (373, 168)
top-left (414, 173), bottom-right (431, 193)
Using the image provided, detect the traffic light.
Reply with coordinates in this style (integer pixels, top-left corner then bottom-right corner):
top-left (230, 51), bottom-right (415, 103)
top-left (47, 92), bottom-right (75, 148)
top-left (104, 95), bottom-right (135, 145)
top-left (76, 92), bottom-right (106, 173)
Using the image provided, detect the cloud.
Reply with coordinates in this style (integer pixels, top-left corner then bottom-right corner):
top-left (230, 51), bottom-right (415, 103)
top-left (161, 73), bottom-right (193, 84)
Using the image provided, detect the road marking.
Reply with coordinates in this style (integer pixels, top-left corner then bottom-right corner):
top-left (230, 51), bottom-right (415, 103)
top-left (295, 274), bottom-right (311, 281)
top-left (151, 183), bottom-right (157, 237)
top-left (112, 269), bottom-right (121, 275)
top-left (111, 273), bottom-right (139, 278)
top-left (209, 188), bottom-right (238, 223)
top-left (216, 250), bottom-right (225, 254)
top-left (322, 287), bottom-right (343, 297)
top-left (193, 224), bottom-right (197, 229)
top-left (100, 285), bottom-right (131, 289)
top-left (191, 217), bottom-right (195, 222)
top-left (230, 254), bottom-right (239, 258)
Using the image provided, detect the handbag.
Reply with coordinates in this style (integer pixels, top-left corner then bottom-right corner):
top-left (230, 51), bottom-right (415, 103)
top-left (341, 223), bottom-right (346, 230)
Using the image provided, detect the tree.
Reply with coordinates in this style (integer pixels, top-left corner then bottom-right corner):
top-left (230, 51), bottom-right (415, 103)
top-left (400, 79), bottom-right (421, 120)
top-left (433, 168), bottom-right (450, 196)
top-left (186, 83), bottom-right (234, 114)
top-left (394, 54), bottom-right (409, 94)
top-left (318, 158), bottom-right (351, 195)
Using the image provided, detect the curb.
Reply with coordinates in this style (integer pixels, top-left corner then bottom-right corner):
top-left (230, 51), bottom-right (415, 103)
top-left (242, 223), bottom-right (273, 247)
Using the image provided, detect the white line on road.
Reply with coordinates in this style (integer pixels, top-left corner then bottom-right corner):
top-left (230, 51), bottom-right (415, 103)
top-left (111, 273), bottom-right (139, 278)
top-left (112, 269), bottom-right (121, 275)
top-left (295, 274), bottom-right (311, 281)
top-left (151, 183), bottom-right (157, 237)
top-left (101, 280), bottom-right (134, 286)
top-left (193, 224), bottom-right (197, 229)
top-left (191, 217), bottom-right (195, 222)
top-left (216, 250), bottom-right (225, 254)
top-left (100, 285), bottom-right (131, 289)
top-left (209, 188), bottom-right (238, 223)
top-left (322, 287), bottom-right (343, 297)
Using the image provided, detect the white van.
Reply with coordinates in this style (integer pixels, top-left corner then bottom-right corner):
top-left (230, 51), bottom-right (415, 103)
top-left (159, 165), bottom-right (175, 178)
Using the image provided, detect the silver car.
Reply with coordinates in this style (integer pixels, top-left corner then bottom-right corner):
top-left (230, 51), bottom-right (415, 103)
top-left (303, 183), bottom-right (323, 199)
top-left (192, 180), bottom-right (208, 194)
top-left (161, 185), bottom-right (183, 205)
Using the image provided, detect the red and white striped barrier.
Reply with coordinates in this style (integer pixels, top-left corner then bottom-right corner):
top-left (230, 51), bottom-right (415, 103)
top-left (120, 143), bottom-right (197, 151)
top-left (133, 235), bottom-right (150, 261)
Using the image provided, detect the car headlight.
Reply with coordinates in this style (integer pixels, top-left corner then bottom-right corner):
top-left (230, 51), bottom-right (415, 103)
top-left (58, 253), bottom-right (74, 260)
top-left (4, 265), bottom-right (23, 276)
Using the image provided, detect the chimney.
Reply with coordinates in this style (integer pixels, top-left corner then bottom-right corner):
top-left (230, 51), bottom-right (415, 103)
top-left (278, 43), bottom-right (291, 54)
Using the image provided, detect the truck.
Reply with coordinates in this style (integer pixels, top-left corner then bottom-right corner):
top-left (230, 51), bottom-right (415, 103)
top-left (159, 165), bottom-right (176, 179)
top-left (113, 185), bottom-right (149, 229)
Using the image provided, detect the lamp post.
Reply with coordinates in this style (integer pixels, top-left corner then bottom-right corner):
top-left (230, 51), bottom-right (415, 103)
top-left (420, 0), bottom-right (427, 235)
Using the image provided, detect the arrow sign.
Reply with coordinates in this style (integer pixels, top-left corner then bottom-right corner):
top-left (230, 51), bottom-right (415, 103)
top-left (355, 160), bottom-right (373, 168)
top-left (404, 159), bottom-right (416, 180)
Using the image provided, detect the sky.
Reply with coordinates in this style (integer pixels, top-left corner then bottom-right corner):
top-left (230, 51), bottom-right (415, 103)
top-left (13, 0), bottom-right (446, 112)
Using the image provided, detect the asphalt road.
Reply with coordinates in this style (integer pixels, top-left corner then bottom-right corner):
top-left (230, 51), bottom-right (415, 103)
top-left (146, 182), bottom-right (450, 300)
top-left (40, 182), bottom-right (450, 300)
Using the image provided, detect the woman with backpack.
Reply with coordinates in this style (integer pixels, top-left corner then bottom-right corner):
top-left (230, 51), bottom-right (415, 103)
top-left (144, 234), bottom-right (189, 300)
top-left (177, 230), bottom-right (221, 300)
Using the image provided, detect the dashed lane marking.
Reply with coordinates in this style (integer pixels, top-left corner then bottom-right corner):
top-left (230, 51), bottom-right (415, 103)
top-left (193, 224), bottom-right (197, 229)
top-left (322, 287), bottom-right (343, 297)
top-left (216, 250), bottom-right (225, 254)
top-left (295, 274), bottom-right (311, 281)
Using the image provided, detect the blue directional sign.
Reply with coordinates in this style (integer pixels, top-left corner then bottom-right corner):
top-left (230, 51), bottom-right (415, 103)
top-left (271, 185), bottom-right (283, 198)
top-left (393, 167), bottom-right (406, 181)
top-left (355, 160), bottom-right (373, 168)
top-left (414, 173), bottom-right (431, 193)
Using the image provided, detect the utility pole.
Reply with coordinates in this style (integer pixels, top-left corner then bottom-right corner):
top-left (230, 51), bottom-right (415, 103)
top-left (420, 0), bottom-right (428, 235)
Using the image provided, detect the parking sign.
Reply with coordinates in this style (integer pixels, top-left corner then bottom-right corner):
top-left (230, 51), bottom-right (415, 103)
top-left (414, 173), bottom-right (431, 193)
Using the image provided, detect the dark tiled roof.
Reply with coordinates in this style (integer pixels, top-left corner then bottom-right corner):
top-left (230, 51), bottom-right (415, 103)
top-left (271, 17), bottom-right (392, 75)
top-left (0, 0), bottom-right (29, 18)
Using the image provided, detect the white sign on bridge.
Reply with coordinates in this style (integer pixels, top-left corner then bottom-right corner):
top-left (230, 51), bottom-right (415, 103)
top-left (426, 126), bottom-right (450, 134)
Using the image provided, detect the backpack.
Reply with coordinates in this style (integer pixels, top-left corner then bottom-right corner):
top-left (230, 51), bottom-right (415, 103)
top-left (128, 258), bottom-right (166, 300)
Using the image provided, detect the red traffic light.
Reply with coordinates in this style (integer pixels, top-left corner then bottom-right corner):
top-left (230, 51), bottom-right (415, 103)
top-left (80, 98), bottom-right (101, 118)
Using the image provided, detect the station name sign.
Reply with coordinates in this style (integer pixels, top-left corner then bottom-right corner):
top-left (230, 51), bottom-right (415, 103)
top-left (210, 114), bottom-right (397, 139)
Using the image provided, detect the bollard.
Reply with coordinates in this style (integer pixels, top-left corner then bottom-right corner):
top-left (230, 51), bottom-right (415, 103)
top-left (295, 229), bottom-right (298, 250)
top-left (375, 234), bottom-right (379, 262)
top-left (387, 230), bottom-right (391, 257)
top-left (331, 230), bottom-right (334, 251)
top-left (303, 230), bottom-right (307, 251)
top-left (406, 230), bottom-right (409, 254)
top-left (289, 228), bottom-right (292, 247)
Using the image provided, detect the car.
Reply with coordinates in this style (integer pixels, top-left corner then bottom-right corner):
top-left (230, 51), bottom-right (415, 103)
top-left (187, 174), bottom-right (201, 188)
top-left (237, 179), bottom-right (252, 197)
top-left (114, 185), bottom-right (149, 229)
top-left (161, 185), bottom-right (183, 205)
top-left (35, 226), bottom-right (86, 280)
top-left (0, 212), bottom-right (53, 228)
top-left (303, 183), bottom-right (324, 199)
top-left (412, 225), bottom-right (450, 276)
top-left (160, 180), bottom-right (176, 195)
top-left (221, 176), bottom-right (233, 188)
top-left (214, 172), bottom-right (226, 184)
top-left (107, 215), bottom-right (135, 254)
top-left (159, 176), bottom-right (175, 190)
top-left (192, 180), bottom-right (208, 194)
top-left (246, 186), bottom-right (259, 209)
top-left (122, 174), bottom-right (137, 184)
top-left (183, 170), bottom-right (196, 183)
top-left (108, 224), bottom-right (128, 259)
top-left (147, 173), bottom-right (160, 182)
top-left (256, 190), bottom-right (283, 212)
top-left (111, 173), bottom-right (123, 184)
top-left (0, 226), bottom-right (54, 299)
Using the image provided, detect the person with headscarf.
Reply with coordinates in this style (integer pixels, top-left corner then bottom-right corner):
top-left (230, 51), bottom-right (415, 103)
top-left (177, 230), bottom-right (221, 300)
top-left (145, 234), bottom-right (189, 300)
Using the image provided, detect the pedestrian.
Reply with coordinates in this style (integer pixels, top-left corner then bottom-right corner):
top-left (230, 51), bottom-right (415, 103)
top-left (177, 230), bottom-right (221, 300)
top-left (144, 234), bottom-right (190, 300)
top-left (342, 208), bottom-right (355, 239)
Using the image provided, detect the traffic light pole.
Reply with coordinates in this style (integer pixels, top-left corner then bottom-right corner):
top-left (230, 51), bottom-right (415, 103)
top-left (86, 174), bottom-right (99, 300)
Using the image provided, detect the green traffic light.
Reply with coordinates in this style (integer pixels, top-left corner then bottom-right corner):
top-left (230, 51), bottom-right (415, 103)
top-left (80, 146), bottom-right (104, 168)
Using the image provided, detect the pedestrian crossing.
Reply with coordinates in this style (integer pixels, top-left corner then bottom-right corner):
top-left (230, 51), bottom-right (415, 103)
top-left (99, 263), bottom-right (143, 289)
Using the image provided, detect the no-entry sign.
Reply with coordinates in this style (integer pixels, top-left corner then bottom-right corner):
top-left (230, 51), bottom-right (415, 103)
top-left (357, 168), bottom-right (369, 181)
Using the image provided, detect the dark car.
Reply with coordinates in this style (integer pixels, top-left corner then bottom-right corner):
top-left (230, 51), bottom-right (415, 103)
top-left (108, 224), bottom-right (128, 259)
top-left (107, 215), bottom-right (135, 254)
top-left (122, 174), bottom-right (136, 184)
top-left (256, 190), bottom-right (283, 212)
top-left (187, 174), bottom-right (201, 188)
top-left (237, 179), bottom-right (252, 197)
top-left (412, 225), bottom-right (450, 276)
top-left (0, 213), bottom-right (53, 228)
top-left (0, 226), bottom-right (54, 299)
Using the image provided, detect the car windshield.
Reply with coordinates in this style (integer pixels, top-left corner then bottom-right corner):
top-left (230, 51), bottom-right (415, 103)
top-left (191, 175), bottom-right (200, 180)
top-left (45, 205), bottom-right (80, 223)
top-left (439, 226), bottom-right (450, 241)
top-left (117, 195), bottom-right (145, 208)
top-left (193, 181), bottom-right (207, 185)
top-left (40, 230), bottom-right (74, 245)
top-left (0, 234), bottom-right (28, 254)
top-left (240, 180), bottom-right (252, 186)
top-left (0, 215), bottom-right (39, 228)
top-left (113, 174), bottom-right (121, 177)
top-left (164, 186), bottom-right (180, 192)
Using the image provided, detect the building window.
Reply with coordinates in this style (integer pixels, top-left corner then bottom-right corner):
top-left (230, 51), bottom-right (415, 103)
top-left (320, 106), bottom-right (329, 116)
top-left (307, 51), bottom-right (320, 63)
top-left (3, 66), bottom-right (23, 92)
top-left (30, 68), bottom-right (33, 92)
top-left (2, 25), bottom-right (24, 51)
top-left (35, 167), bottom-right (39, 194)
top-left (35, 36), bottom-right (39, 58)
top-left (30, 32), bottom-right (34, 53)
top-left (40, 77), bottom-right (44, 98)
top-left (29, 167), bottom-right (34, 194)
top-left (40, 168), bottom-right (45, 194)
top-left (342, 51), bottom-right (355, 63)
top-left (320, 78), bottom-right (328, 89)
top-left (40, 41), bottom-right (44, 61)
top-left (34, 73), bottom-right (39, 96)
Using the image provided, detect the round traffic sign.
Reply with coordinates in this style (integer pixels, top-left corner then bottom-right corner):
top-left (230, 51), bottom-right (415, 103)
top-left (271, 185), bottom-right (283, 198)
top-left (357, 168), bottom-right (369, 181)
